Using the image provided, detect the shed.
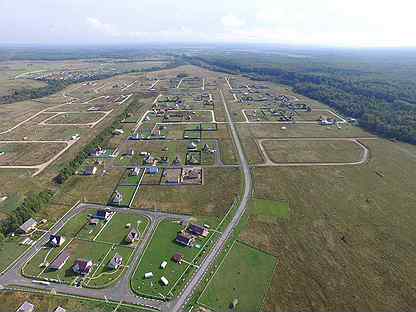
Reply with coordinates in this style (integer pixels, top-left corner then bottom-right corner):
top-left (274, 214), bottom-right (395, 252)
top-left (160, 276), bottom-right (169, 286)
top-left (160, 261), bottom-right (167, 269)
top-left (144, 272), bottom-right (154, 279)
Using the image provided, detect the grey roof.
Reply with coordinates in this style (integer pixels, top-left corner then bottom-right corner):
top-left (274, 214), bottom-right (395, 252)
top-left (16, 301), bottom-right (34, 312)
top-left (19, 218), bottom-right (37, 233)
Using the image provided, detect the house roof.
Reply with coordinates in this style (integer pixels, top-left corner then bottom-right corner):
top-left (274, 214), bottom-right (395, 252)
top-left (176, 233), bottom-right (193, 245)
top-left (73, 259), bottom-right (93, 273)
top-left (95, 210), bottom-right (111, 219)
top-left (49, 251), bottom-right (71, 270)
top-left (49, 234), bottom-right (64, 246)
top-left (172, 253), bottom-right (183, 263)
top-left (54, 307), bottom-right (66, 312)
top-left (16, 301), bottom-right (34, 312)
top-left (19, 218), bottom-right (37, 233)
top-left (189, 224), bottom-right (206, 236)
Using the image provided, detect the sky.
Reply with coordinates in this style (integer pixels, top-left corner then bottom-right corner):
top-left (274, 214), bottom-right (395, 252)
top-left (0, 0), bottom-right (415, 48)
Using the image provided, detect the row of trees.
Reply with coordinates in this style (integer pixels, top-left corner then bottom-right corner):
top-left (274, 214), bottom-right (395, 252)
top-left (189, 55), bottom-right (416, 144)
top-left (0, 191), bottom-right (53, 239)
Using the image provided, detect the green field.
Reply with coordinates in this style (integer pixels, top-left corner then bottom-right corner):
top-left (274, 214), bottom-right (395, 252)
top-left (96, 213), bottom-right (149, 245)
top-left (249, 198), bottom-right (289, 222)
top-left (0, 237), bottom-right (29, 273)
top-left (85, 245), bottom-right (134, 288)
top-left (198, 241), bottom-right (276, 312)
top-left (131, 220), bottom-right (213, 299)
top-left (111, 185), bottom-right (137, 207)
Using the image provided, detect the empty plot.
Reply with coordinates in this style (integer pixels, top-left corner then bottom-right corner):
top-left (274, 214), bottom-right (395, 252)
top-left (0, 142), bottom-right (67, 166)
top-left (261, 139), bottom-right (364, 164)
top-left (249, 198), bottom-right (289, 223)
top-left (43, 112), bottom-right (106, 125)
top-left (198, 242), bottom-right (276, 312)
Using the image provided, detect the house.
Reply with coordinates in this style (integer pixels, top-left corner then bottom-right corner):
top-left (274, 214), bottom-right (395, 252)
top-left (172, 156), bottom-right (181, 166)
top-left (54, 307), bottom-right (66, 312)
top-left (175, 233), bottom-right (195, 247)
top-left (160, 261), bottom-right (167, 269)
top-left (125, 229), bottom-right (140, 243)
top-left (145, 166), bottom-right (159, 175)
top-left (144, 154), bottom-right (156, 165)
top-left (320, 117), bottom-right (336, 126)
top-left (172, 253), bottom-right (183, 264)
top-left (187, 142), bottom-right (197, 151)
top-left (18, 218), bottom-right (37, 234)
top-left (84, 166), bottom-right (97, 176)
top-left (160, 276), bottom-right (169, 286)
top-left (90, 146), bottom-right (106, 157)
top-left (189, 224), bottom-right (209, 237)
top-left (112, 191), bottom-right (123, 205)
top-left (95, 209), bottom-right (112, 221)
top-left (49, 251), bottom-right (71, 270)
top-left (49, 234), bottom-right (65, 247)
top-left (16, 301), bottom-right (34, 312)
top-left (73, 259), bottom-right (93, 275)
top-left (108, 254), bottom-right (123, 270)
top-left (130, 167), bottom-right (140, 176)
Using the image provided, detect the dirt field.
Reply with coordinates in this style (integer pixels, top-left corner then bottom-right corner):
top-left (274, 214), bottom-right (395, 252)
top-left (261, 139), bottom-right (364, 163)
top-left (0, 142), bottom-right (67, 166)
top-left (44, 112), bottom-right (106, 124)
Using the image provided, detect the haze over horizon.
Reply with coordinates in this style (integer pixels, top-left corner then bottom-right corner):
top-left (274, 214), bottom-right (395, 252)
top-left (1, 0), bottom-right (415, 48)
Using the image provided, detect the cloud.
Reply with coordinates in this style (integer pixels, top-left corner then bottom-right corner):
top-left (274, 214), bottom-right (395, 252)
top-left (86, 17), bottom-right (119, 36)
top-left (221, 14), bottom-right (245, 29)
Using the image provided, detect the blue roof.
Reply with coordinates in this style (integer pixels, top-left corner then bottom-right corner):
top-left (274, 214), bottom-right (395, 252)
top-left (145, 167), bottom-right (159, 174)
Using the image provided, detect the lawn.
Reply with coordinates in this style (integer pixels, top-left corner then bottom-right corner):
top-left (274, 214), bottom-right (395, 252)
top-left (96, 213), bottom-right (149, 245)
top-left (0, 237), bottom-right (29, 273)
top-left (131, 220), bottom-right (212, 299)
top-left (110, 185), bottom-right (137, 207)
top-left (85, 245), bottom-right (134, 288)
top-left (40, 239), bottom-right (112, 285)
top-left (198, 241), bottom-right (276, 312)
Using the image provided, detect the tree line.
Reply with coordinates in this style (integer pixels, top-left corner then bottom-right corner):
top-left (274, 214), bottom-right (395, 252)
top-left (188, 54), bottom-right (416, 144)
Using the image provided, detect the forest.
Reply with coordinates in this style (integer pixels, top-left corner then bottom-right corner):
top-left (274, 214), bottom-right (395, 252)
top-left (188, 50), bottom-right (416, 144)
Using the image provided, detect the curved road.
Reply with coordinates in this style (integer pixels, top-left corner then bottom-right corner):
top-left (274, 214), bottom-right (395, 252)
top-left (167, 88), bottom-right (253, 312)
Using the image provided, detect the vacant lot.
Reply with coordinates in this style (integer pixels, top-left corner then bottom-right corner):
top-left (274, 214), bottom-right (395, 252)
top-left (239, 138), bottom-right (416, 312)
top-left (0, 78), bottom-right (47, 97)
top-left (261, 139), bottom-right (364, 163)
top-left (133, 167), bottom-right (241, 216)
top-left (0, 142), bottom-right (67, 166)
top-left (44, 112), bottom-right (105, 125)
top-left (198, 241), bottom-right (276, 312)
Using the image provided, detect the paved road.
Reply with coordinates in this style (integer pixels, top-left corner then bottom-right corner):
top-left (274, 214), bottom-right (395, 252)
top-left (166, 87), bottom-right (253, 312)
top-left (0, 202), bottom-right (191, 310)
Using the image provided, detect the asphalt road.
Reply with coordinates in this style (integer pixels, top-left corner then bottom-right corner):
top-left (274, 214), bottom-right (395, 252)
top-left (166, 87), bottom-right (253, 312)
